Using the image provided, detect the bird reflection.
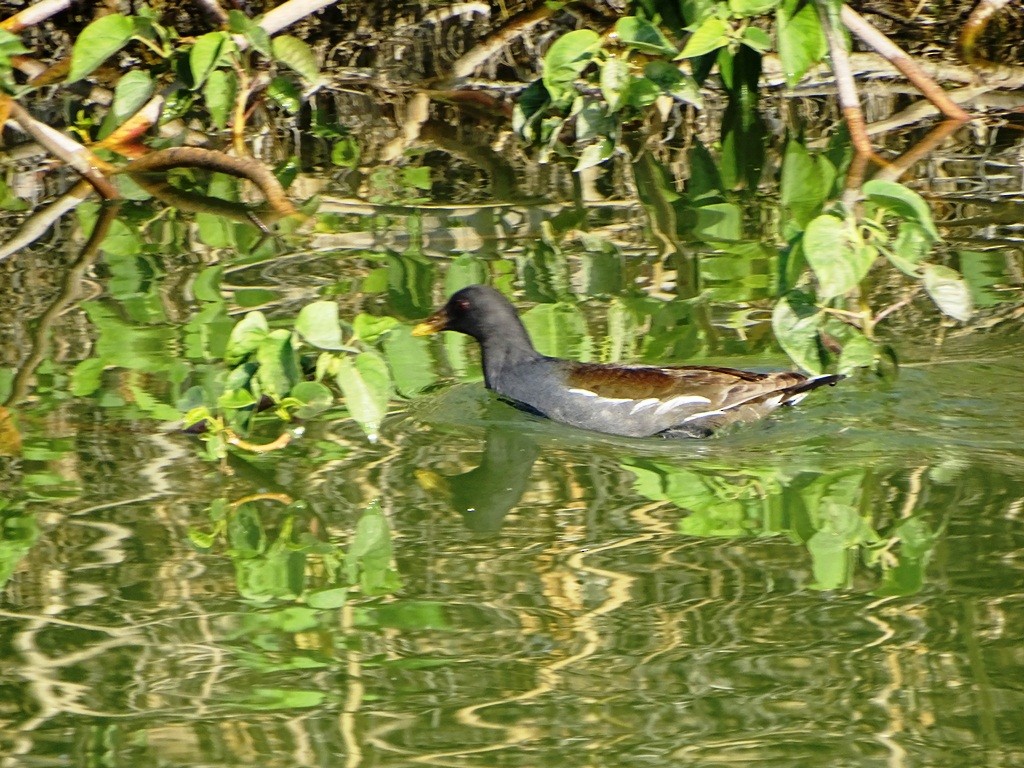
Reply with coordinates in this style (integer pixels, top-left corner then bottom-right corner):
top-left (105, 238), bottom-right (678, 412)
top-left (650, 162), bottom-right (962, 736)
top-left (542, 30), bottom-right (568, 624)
top-left (416, 426), bottom-right (539, 534)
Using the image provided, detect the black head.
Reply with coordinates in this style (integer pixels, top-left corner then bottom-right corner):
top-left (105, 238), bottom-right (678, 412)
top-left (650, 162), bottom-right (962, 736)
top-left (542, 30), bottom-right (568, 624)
top-left (412, 285), bottom-right (528, 344)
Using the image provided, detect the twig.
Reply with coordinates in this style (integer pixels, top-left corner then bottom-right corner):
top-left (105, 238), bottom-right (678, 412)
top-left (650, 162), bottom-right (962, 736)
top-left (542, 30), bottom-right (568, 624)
top-left (4, 99), bottom-right (120, 198)
top-left (0, 0), bottom-right (71, 32)
top-left (4, 202), bottom-right (118, 407)
top-left (224, 429), bottom-right (293, 453)
top-left (960, 0), bottom-right (1012, 66)
top-left (0, 180), bottom-right (93, 262)
top-left (444, 4), bottom-right (552, 81)
top-left (841, 4), bottom-right (971, 121)
top-left (122, 146), bottom-right (298, 217)
top-left (816, 0), bottom-right (875, 157)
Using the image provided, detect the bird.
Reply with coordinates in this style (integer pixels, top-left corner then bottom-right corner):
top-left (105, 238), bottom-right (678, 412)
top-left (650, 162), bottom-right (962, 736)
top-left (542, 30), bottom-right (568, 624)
top-left (412, 285), bottom-right (842, 439)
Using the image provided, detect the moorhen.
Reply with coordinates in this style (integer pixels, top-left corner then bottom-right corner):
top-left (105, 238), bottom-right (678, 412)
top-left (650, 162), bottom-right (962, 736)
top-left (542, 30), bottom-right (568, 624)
top-left (412, 285), bottom-right (842, 438)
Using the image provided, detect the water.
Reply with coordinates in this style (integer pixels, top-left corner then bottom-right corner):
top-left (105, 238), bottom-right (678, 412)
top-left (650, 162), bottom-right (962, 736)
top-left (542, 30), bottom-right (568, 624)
top-left (2, 317), bottom-right (1022, 765)
top-left (3, 21), bottom-right (1024, 768)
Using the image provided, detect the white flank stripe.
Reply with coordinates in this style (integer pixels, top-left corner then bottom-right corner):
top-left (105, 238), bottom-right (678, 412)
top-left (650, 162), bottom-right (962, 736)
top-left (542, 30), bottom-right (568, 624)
top-left (567, 387), bottom-right (634, 405)
top-left (629, 398), bottom-right (660, 415)
top-left (682, 409), bottom-right (726, 423)
top-left (653, 394), bottom-right (712, 416)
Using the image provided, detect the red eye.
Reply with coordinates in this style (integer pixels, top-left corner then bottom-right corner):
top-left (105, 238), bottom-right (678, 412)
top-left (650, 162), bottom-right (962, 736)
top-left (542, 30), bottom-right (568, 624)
top-left (455, 298), bottom-right (471, 311)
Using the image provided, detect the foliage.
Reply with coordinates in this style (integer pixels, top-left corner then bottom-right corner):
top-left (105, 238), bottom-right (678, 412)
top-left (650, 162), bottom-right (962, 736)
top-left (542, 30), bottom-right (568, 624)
top-left (5, 5), bottom-right (321, 142)
top-left (624, 457), bottom-right (939, 594)
top-left (514, 0), bottom-right (976, 375)
top-left (189, 497), bottom-right (401, 604)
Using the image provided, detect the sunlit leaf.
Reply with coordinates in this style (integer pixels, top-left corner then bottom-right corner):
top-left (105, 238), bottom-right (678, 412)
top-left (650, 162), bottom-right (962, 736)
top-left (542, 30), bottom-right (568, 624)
top-left (295, 301), bottom-right (344, 350)
top-left (863, 179), bottom-right (939, 239)
top-left (228, 9), bottom-right (271, 57)
top-left (574, 138), bottom-right (614, 172)
top-left (98, 71), bottom-right (154, 140)
top-left (68, 14), bottom-right (134, 83)
top-left (218, 388), bottom-right (258, 410)
top-left (542, 29), bottom-right (600, 102)
top-left (306, 587), bottom-right (347, 609)
top-left (225, 311), bottom-right (269, 364)
top-left (204, 68), bottom-right (237, 130)
top-left (255, 329), bottom-right (300, 400)
top-left (600, 56), bottom-right (631, 113)
top-left (614, 16), bottom-right (678, 56)
top-left (889, 221), bottom-right (932, 276)
top-left (678, 16), bottom-right (730, 59)
top-left (776, 0), bottom-right (827, 85)
top-left (352, 313), bottom-right (399, 343)
top-left (923, 263), bottom-right (973, 322)
top-left (290, 381), bottom-right (334, 418)
top-left (335, 351), bottom-right (392, 441)
top-left (382, 327), bottom-right (436, 397)
top-left (271, 35), bottom-right (320, 84)
top-left (772, 291), bottom-right (824, 373)
top-left (838, 332), bottom-right (876, 374)
top-left (804, 213), bottom-right (875, 298)
top-left (741, 25), bottom-right (772, 53)
top-left (780, 140), bottom-right (835, 228)
top-left (731, 0), bottom-right (781, 12)
top-left (190, 31), bottom-right (234, 89)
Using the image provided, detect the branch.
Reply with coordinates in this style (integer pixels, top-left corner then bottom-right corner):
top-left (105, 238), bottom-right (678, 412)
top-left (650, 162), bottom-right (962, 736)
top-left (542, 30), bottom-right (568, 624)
top-left (841, 5), bottom-right (971, 121)
top-left (4, 99), bottom-right (119, 198)
top-left (0, 0), bottom-right (71, 32)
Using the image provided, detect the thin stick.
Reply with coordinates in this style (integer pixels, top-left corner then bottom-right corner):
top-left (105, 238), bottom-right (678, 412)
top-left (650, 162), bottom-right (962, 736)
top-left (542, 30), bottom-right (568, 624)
top-left (816, 0), bottom-right (874, 157)
top-left (841, 5), bottom-right (971, 121)
top-left (5, 99), bottom-right (120, 198)
top-left (0, 0), bottom-right (71, 32)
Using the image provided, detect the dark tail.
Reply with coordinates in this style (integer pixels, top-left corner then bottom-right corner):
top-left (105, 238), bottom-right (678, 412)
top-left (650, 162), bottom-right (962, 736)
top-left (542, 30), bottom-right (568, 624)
top-left (782, 373), bottom-right (845, 404)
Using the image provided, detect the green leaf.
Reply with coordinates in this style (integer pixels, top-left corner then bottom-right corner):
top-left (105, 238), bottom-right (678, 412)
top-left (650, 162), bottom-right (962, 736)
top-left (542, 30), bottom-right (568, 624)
top-left (271, 35), bottom-right (320, 84)
top-left (731, 0), bottom-right (781, 13)
top-left (382, 327), bottom-right (436, 397)
top-left (889, 221), bottom-right (932, 276)
top-left (335, 351), bottom-right (392, 442)
top-left (777, 0), bottom-right (827, 86)
top-left (542, 29), bottom-right (601, 102)
top-left (838, 332), bottom-right (876, 374)
top-left (331, 136), bottom-right (360, 167)
top-left (268, 75), bottom-right (302, 114)
top-left (574, 138), bottom-right (614, 172)
top-left (204, 68), bottom-right (237, 130)
top-left (256, 330), bottom-right (300, 400)
top-left (614, 16), bottom-right (678, 56)
top-left (306, 587), bottom-right (347, 609)
top-left (780, 140), bottom-right (835, 228)
top-left (98, 71), bottom-right (155, 140)
top-left (225, 311), bottom-right (269, 364)
top-left (923, 264), bottom-right (973, 322)
top-left (217, 389), bottom-right (258, 410)
top-left (678, 17), bottom-right (730, 59)
top-left (290, 381), bottom-right (334, 418)
top-left (863, 179), bottom-right (939, 239)
top-left (772, 291), bottom-right (823, 373)
top-left (644, 61), bottom-right (703, 107)
top-left (740, 25), bottom-right (772, 53)
top-left (68, 14), bottom-right (134, 83)
top-left (804, 214), bottom-right (875, 298)
top-left (402, 166), bottom-right (431, 190)
top-left (70, 358), bottom-right (105, 397)
top-left (190, 31), bottom-right (234, 89)
top-left (295, 301), bottom-right (344, 350)
top-left (227, 9), bottom-right (271, 57)
top-left (625, 76), bottom-right (661, 109)
top-left (600, 56), bottom-right (631, 113)
top-left (352, 314), bottom-right (399, 343)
